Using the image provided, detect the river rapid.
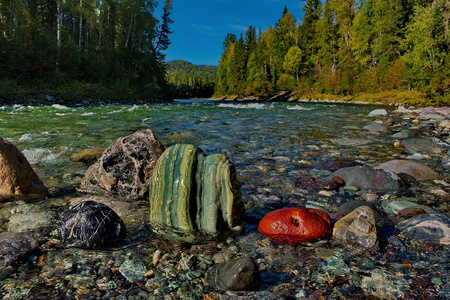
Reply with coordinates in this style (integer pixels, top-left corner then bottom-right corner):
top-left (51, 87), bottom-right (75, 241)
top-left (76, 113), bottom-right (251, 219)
top-left (0, 100), bottom-right (448, 299)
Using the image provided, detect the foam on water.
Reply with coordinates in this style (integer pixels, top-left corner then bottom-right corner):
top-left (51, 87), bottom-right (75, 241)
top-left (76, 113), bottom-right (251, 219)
top-left (81, 112), bottom-right (95, 116)
top-left (218, 103), bottom-right (267, 109)
top-left (287, 105), bottom-right (315, 111)
top-left (22, 148), bottom-right (60, 164)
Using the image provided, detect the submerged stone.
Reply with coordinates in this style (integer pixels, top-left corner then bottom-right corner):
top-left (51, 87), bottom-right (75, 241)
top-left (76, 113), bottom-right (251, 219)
top-left (205, 257), bottom-right (261, 291)
top-left (402, 137), bottom-right (449, 154)
top-left (325, 166), bottom-right (402, 192)
top-left (258, 207), bottom-right (331, 245)
top-left (149, 144), bottom-right (244, 242)
top-left (397, 213), bottom-right (450, 245)
top-left (313, 160), bottom-right (360, 172)
top-left (58, 200), bottom-right (127, 249)
top-left (333, 206), bottom-right (378, 252)
top-left (376, 159), bottom-right (438, 181)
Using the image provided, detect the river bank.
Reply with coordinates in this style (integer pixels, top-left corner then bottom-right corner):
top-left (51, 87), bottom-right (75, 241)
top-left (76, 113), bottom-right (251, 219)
top-left (211, 90), bottom-right (449, 107)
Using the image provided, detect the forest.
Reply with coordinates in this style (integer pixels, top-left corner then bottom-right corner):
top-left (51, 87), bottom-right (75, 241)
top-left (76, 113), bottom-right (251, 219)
top-left (0, 0), bottom-right (173, 99)
top-left (215, 0), bottom-right (450, 105)
top-left (166, 60), bottom-right (217, 98)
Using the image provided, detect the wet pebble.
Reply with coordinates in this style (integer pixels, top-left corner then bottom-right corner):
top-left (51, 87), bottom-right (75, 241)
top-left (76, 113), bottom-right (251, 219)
top-left (205, 257), bottom-right (261, 291)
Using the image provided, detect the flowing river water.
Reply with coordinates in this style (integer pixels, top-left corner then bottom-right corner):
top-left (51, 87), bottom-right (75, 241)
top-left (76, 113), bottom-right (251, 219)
top-left (0, 100), bottom-right (448, 299)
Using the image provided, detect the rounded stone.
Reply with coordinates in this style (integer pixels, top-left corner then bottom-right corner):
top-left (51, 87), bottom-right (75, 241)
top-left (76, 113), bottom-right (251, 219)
top-left (58, 200), bottom-right (127, 249)
top-left (205, 257), bottom-right (261, 291)
top-left (258, 207), bottom-right (331, 245)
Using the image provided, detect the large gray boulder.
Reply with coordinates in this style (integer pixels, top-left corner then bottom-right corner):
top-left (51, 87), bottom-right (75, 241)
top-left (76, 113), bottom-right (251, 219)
top-left (80, 129), bottom-right (165, 199)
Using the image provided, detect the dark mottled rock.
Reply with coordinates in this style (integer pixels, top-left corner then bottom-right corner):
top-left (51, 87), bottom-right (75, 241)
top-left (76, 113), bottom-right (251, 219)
top-left (402, 137), bottom-right (449, 154)
top-left (295, 176), bottom-right (344, 191)
top-left (313, 160), bottom-right (360, 172)
top-left (149, 144), bottom-right (244, 242)
top-left (325, 166), bottom-right (403, 191)
top-left (376, 160), bottom-right (438, 181)
top-left (0, 137), bottom-right (48, 198)
top-left (205, 257), bottom-right (261, 291)
top-left (58, 201), bottom-right (127, 249)
top-left (337, 201), bottom-right (383, 222)
top-left (397, 213), bottom-right (450, 245)
top-left (80, 129), bottom-right (165, 199)
top-left (0, 232), bottom-right (45, 279)
top-left (333, 206), bottom-right (378, 252)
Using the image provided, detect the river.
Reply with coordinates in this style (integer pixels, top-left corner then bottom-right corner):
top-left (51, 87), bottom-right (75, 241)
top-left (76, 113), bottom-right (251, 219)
top-left (0, 100), bottom-right (448, 299)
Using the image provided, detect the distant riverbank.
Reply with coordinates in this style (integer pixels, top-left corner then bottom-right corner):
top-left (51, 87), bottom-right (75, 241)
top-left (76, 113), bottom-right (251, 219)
top-left (211, 90), bottom-right (449, 107)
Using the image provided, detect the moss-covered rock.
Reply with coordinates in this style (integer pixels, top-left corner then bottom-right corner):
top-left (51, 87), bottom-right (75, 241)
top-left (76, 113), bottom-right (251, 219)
top-left (149, 144), bottom-right (244, 242)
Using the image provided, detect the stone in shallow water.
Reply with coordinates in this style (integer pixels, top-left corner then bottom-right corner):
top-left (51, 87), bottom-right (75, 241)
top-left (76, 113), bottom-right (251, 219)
top-left (0, 137), bottom-right (48, 198)
top-left (402, 137), bottom-right (449, 154)
top-left (376, 159), bottom-right (438, 181)
top-left (325, 166), bottom-right (402, 192)
top-left (313, 160), bottom-right (360, 172)
top-left (397, 213), bottom-right (450, 245)
top-left (368, 109), bottom-right (388, 116)
top-left (363, 123), bottom-right (390, 134)
top-left (0, 232), bottom-right (45, 279)
top-left (80, 129), bottom-right (165, 199)
top-left (205, 257), bottom-right (261, 291)
top-left (58, 200), bottom-right (127, 249)
top-left (398, 208), bottom-right (427, 219)
top-left (149, 144), bottom-right (244, 242)
top-left (337, 201), bottom-right (383, 222)
top-left (333, 206), bottom-right (378, 252)
top-left (258, 207), bottom-right (331, 245)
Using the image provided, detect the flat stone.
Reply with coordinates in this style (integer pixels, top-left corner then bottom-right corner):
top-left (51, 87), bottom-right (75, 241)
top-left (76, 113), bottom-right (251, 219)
top-left (398, 208), bottom-right (427, 219)
top-left (326, 166), bottom-right (402, 192)
top-left (313, 160), bottom-right (360, 172)
top-left (402, 137), bottom-right (449, 154)
top-left (363, 123), bottom-right (390, 134)
top-left (376, 159), bottom-right (439, 181)
top-left (119, 258), bottom-right (147, 283)
top-left (383, 201), bottom-right (434, 215)
top-left (0, 232), bottom-right (45, 279)
top-left (397, 213), bottom-right (450, 245)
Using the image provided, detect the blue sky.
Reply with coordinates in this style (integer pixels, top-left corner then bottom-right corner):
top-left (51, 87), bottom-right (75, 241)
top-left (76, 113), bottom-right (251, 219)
top-left (156, 0), bottom-right (304, 66)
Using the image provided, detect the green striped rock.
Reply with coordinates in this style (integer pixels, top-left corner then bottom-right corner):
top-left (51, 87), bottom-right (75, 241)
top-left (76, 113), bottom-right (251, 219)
top-left (149, 144), bottom-right (244, 242)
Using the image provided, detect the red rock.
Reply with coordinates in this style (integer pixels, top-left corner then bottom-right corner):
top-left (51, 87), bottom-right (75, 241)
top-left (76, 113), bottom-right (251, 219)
top-left (258, 207), bottom-right (331, 245)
